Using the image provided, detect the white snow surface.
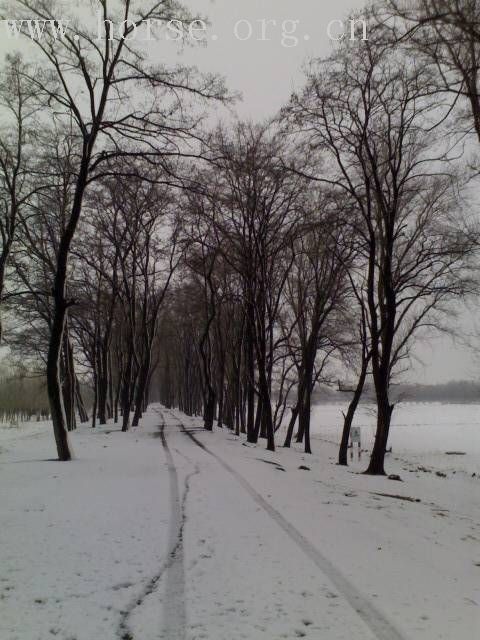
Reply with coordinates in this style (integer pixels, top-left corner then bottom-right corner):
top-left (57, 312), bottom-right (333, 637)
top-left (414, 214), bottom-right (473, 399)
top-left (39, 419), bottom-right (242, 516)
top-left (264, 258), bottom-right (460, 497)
top-left (0, 403), bottom-right (479, 640)
top-left (309, 402), bottom-right (480, 476)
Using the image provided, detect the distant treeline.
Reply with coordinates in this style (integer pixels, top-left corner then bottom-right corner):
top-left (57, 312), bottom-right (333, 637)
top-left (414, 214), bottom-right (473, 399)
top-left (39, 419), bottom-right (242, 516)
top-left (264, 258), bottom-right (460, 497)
top-left (393, 382), bottom-right (480, 404)
top-left (314, 381), bottom-right (480, 404)
top-left (0, 373), bottom-right (50, 423)
top-left (0, 370), bottom-right (94, 424)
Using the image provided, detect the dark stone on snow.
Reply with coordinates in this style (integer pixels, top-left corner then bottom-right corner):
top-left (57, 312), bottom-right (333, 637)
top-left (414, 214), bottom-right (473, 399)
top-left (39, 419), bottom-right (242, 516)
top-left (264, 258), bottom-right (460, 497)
top-left (387, 474), bottom-right (403, 482)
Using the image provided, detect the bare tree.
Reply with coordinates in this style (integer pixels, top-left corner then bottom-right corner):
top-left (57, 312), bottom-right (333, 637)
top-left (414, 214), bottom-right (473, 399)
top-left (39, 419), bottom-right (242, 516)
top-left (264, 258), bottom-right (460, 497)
top-left (285, 35), bottom-right (477, 474)
top-left (384, 0), bottom-right (480, 144)
top-left (204, 123), bottom-right (307, 451)
top-left (182, 210), bottom-right (220, 431)
top-left (0, 54), bottom-right (39, 343)
top-left (0, 0), bottom-right (228, 459)
top-left (9, 129), bottom-right (83, 431)
top-left (337, 288), bottom-right (372, 466)
top-left (282, 197), bottom-right (352, 454)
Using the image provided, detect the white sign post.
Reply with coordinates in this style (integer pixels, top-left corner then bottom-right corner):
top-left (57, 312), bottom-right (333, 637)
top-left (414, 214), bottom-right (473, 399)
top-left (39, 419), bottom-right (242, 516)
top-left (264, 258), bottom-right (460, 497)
top-left (351, 427), bottom-right (361, 445)
top-left (350, 427), bottom-right (362, 460)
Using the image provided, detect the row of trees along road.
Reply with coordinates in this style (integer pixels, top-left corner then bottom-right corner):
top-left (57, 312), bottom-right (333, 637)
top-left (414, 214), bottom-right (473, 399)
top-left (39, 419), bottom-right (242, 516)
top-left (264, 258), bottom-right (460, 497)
top-left (0, 0), bottom-right (478, 475)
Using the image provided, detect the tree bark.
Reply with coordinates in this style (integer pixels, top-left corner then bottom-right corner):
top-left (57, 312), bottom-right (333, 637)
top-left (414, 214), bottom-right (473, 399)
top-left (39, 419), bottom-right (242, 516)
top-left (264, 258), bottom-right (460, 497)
top-left (91, 364), bottom-right (98, 429)
top-left (46, 153), bottom-right (91, 459)
top-left (283, 403), bottom-right (299, 448)
top-left (338, 355), bottom-right (369, 466)
top-left (365, 391), bottom-right (394, 475)
top-left (132, 351), bottom-right (151, 427)
top-left (300, 383), bottom-right (312, 454)
top-left (257, 368), bottom-right (275, 451)
top-left (121, 349), bottom-right (133, 432)
top-left (47, 297), bottom-right (72, 459)
top-left (203, 386), bottom-right (216, 431)
top-left (97, 342), bottom-right (109, 425)
top-left (75, 376), bottom-right (89, 424)
top-left (62, 329), bottom-right (76, 432)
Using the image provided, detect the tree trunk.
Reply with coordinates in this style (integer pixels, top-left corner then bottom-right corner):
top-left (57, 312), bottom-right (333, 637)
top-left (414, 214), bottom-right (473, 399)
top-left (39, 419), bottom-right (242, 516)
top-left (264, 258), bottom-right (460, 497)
top-left (144, 367), bottom-right (154, 411)
top-left (245, 314), bottom-right (256, 443)
top-left (62, 329), bottom-right (76, 432)
top-left (284, 374), bottom-right (303, 448)
top-left (107, 349), bottom-right (114, 420)
top-left (114, 369), bottom-right (121, 424)
top-left (97, 343), bottom-right (108, 425)
top-left (217, 372), bottom-right (224, 428)
top-left (47, 155), bottom-right (90, 460)
top-left (295, 410), bottom-right (305, 443)
top-left (203, 387), bottom-right (216, 431)
top-left (91, 366), bottom-right (98, 429)
top-left (121, 351), bottom-right (133, 432)
top-left (258, 369), bottom-right (275, 451)
top-left (132, 355), bottom-right (150, 427)
top-left (47, 299), bottom-right (72, 459)
top-left (338, 356), bottom-right (369, 466)
top-left (365, 392), bottom-right (394, 475)
top-left (75, 377), bottom-right (89, 424)
top-left (283, 404), bottom-right (299, 448)
top-left (253, 396), bottom-right (262, 442)
top-left (300, 383), bottom-right (312, 454)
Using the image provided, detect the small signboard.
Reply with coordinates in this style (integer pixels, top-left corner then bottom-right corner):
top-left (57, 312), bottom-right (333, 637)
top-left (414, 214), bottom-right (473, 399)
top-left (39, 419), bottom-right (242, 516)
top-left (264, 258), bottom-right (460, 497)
top-left (351, 427), bottom-right (361, 445)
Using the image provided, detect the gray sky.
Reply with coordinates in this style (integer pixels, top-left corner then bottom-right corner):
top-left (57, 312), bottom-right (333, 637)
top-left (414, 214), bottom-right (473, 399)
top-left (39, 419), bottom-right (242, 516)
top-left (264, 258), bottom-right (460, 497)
top-left (0, 0), bottom-right (477, 383)
top-left (176, 0), bottom-right (369, 119)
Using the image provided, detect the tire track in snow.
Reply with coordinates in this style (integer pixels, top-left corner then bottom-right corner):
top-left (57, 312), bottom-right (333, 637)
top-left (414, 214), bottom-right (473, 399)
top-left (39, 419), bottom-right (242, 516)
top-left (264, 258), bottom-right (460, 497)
top-left (173, 414), bottom-right (407, 640)
top-left (118, 412), bottom-right (197, 640)
top-left (158, 412), bottom-right (193, 640)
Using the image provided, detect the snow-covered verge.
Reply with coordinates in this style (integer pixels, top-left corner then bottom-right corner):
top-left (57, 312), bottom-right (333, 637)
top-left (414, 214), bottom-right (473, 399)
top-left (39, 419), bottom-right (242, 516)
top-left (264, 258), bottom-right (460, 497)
top-left (1, 404), bottom-right (479, 640)
top-left (0, 414), bottom-right (173, 640)
top-left (0, 419), bottom-right (53, 446)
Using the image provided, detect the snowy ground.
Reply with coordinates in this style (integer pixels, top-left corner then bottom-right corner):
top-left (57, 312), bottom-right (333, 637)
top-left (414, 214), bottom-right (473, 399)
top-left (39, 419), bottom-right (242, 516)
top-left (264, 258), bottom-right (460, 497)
top-left (309, 402), bottom-right (480, 476)
top-left (1, 403), bottom-right (479, 640)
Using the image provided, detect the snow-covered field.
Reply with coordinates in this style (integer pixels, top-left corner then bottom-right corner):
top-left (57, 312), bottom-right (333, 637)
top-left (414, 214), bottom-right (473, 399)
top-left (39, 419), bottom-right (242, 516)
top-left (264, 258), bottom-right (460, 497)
top-left (308, 402), bottom-right (480, 476)
top-left (1, 403), bottom-right (479, 640)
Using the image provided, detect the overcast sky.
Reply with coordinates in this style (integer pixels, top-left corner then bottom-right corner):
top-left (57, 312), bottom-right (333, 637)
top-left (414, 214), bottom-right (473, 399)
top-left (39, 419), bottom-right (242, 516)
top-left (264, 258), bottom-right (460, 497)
top-left (0, 0), bottom-right (477, 383)
top-left (176, 0), bottom-right (369, 119)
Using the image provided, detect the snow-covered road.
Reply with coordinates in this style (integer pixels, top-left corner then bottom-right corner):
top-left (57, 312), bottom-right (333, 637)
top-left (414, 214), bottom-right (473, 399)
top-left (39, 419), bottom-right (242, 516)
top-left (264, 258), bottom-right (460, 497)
top-left (1, 405), bottom-right (479, 640)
